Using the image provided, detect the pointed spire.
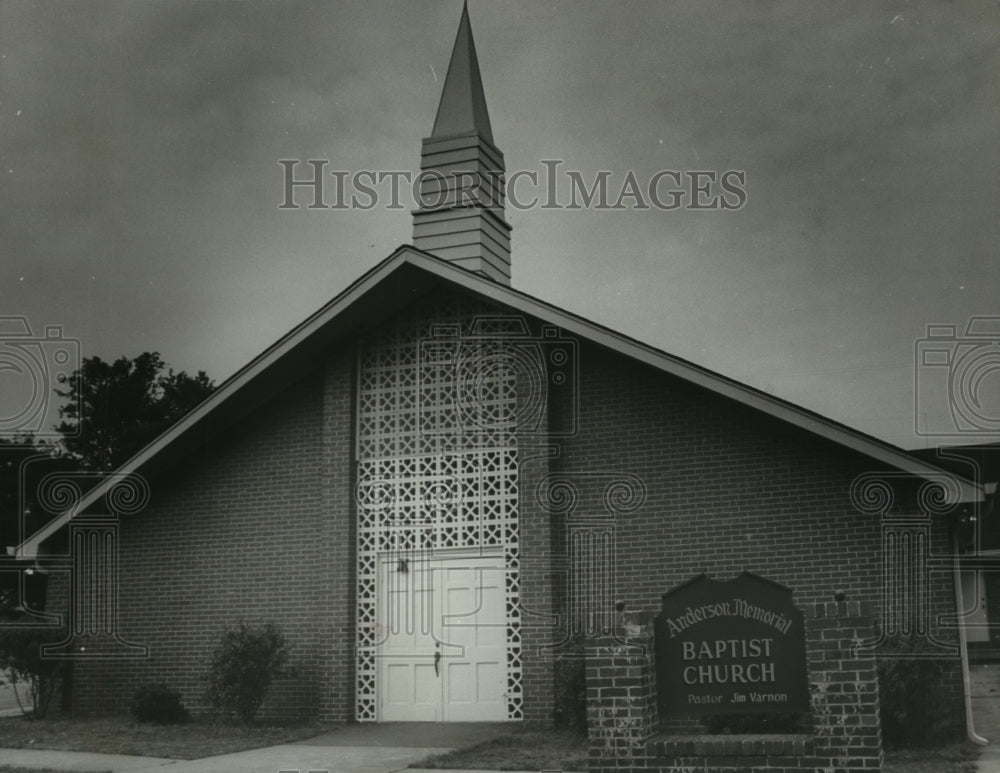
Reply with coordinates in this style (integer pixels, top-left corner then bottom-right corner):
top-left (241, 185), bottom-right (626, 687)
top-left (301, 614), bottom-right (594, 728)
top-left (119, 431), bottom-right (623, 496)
top-left (431, 1), bottom-right (494, 143)
top-left (413, 3), bottom-right (512, 285)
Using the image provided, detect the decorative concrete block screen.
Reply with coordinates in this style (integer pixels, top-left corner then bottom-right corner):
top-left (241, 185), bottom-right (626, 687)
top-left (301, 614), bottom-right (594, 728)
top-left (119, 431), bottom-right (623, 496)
top-left (586, 604), bottom-right (882, 773)
top-left (355, 294), bottom-right (524, 721)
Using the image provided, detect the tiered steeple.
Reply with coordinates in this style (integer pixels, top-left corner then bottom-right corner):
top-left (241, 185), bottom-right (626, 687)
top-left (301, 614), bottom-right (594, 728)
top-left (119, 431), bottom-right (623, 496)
top-left (412, 3), bottom-right (512, 284)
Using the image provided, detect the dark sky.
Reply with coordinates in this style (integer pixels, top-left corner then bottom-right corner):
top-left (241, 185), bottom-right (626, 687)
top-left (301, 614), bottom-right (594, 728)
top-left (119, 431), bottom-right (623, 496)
top-left (2, 0), bottom-right (998, 449)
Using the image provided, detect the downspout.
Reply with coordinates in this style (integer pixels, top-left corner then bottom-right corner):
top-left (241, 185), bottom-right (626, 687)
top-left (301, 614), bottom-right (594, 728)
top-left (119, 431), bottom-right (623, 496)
top-left (953, 531), bottom-right (989, 745)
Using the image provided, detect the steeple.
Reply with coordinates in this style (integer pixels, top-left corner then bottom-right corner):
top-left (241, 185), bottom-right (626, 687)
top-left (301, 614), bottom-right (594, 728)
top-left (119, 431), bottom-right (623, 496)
top-left (412, 3), bottom-right (512, 285)
top-left (431, 3), bottom-right (494, 144)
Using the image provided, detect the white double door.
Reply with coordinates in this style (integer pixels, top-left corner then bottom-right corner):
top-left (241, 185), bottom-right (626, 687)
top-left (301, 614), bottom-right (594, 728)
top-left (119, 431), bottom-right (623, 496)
top-left (377, 551), bottom-right (507, 722)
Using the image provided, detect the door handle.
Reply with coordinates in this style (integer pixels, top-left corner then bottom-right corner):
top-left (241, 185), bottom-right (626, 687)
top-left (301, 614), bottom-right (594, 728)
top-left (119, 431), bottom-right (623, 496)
top-left (434, 650), bottom-right (441, 677)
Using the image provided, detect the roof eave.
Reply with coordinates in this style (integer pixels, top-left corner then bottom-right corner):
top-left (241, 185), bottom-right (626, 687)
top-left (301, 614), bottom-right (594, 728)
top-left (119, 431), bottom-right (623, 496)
top-left (18, 247), bottom-right (983, 557)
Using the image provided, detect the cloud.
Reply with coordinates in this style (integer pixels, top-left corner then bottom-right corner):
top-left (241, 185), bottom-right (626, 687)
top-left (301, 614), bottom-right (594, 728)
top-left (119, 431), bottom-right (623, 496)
top-left (1, 0), bottom-right (997, 447)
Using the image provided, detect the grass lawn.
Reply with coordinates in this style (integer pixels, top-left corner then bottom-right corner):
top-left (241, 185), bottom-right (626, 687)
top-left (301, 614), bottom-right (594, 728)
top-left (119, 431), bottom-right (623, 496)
top-left (884, 742), bottom-right (980, 773)
top-left (1, 769), bottom-right (110, 773)
top-left (412, 730), bottom-right (980, 773)
top-left (0, 719), bottom-right (980, 772)
top-left (413, 728), bottom-right (588, 771)
top-left (0, 715), bottom-right (333, 760)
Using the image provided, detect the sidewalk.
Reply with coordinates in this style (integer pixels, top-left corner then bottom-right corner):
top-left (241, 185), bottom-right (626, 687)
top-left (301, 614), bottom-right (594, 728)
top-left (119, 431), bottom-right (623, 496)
top-left (0, 748), bottom-right (175, 771)
top-left (0, 722), bottom-right (508, 773)
top-left (0, 744), bottom-right (455, 772)
top-left (980, 745), bottom-right (1000, 773)
top-left (974, 662), bottom-right (1000, 772)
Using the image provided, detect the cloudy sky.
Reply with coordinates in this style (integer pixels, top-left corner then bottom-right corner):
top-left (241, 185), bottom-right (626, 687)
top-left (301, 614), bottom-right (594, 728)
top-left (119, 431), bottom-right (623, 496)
top-left (2, 0), bottom-right (998, 450)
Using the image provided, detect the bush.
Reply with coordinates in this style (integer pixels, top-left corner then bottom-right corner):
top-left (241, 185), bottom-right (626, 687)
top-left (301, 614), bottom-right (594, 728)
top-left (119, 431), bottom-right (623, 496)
top-left (130, 683), bottom-right (191, 724)
top-left (204, 620), bottom-right (291, 723)
top-left (877, 637), bottom-right (963, 748)
top-left (0, 625), bottom-right (68, 718)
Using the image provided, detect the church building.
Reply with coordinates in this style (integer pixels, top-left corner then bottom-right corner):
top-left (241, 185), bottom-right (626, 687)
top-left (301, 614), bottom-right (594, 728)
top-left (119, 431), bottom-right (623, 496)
top-left (16, 7), bottom-right (987, 769)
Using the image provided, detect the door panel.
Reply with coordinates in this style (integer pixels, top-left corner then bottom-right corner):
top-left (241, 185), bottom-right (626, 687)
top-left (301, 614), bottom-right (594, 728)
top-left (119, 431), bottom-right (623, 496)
top-left (440, 565), bottom-right (506, 721)
top-left (379, 562), bottom-right (440, 720)
top-left (377, 554), bottom-right (507, 721)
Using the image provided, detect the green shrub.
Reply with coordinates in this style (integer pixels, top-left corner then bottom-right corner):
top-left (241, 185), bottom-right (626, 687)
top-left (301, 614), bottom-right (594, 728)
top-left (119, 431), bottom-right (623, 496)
top-left (0, 625), bottom-right (68, 718)
top-left (204, 620), bottom-right (291, 723)
top-left (130, 683), bottom-right (191, 724)
top-left (877, 637), bottom-right (962, 748)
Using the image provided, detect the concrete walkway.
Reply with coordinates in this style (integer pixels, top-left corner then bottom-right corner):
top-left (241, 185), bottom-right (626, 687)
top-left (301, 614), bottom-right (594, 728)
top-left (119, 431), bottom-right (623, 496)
top-left (296, 722), bottom-right (508, 747)
top-left (0, 749), bottom-right (175, 771)
top-left (0, 722), bottom-right (508, 773)
top-left (980, 747), bottom-right (1000, 773)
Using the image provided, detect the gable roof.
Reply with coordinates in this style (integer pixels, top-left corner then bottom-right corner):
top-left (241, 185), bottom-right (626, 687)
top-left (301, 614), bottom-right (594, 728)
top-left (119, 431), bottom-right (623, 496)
top-left (17, 246), bottom-right (983, 557)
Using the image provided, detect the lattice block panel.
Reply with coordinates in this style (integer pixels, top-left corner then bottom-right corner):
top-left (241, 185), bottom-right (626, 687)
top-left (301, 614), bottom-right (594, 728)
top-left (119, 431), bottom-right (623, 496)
top-left (354, 293), bottom-right (523, 722)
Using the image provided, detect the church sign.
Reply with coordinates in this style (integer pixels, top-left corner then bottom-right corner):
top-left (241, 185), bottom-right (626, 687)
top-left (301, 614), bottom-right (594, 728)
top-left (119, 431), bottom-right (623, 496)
top-left (655, 572), bottom-right (809, 715)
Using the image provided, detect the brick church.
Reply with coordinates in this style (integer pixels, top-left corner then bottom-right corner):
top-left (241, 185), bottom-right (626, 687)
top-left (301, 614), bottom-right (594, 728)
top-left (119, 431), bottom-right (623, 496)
top-left (15, 4), bottom-right (985, 760)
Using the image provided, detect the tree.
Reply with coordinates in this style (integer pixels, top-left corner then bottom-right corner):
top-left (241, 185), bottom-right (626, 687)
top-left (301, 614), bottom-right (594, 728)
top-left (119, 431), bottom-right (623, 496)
top-left (0, 435), bottom-right (77, 560)
top-left (1, 354), bottom-right (214, 609)
top-left (0, 435), bottom-right (45, 556)
top-left (0, 621), bottom-right (69, 718)
top-left (55, 352), bottom-right (215, 471)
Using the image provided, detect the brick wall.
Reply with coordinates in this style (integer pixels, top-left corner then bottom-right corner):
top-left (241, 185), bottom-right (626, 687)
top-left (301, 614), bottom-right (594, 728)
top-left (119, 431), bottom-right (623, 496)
top-left (45, 300), bottom-right (965, 733)
top-left (585, 615), bottom-right (658, 770)
top-left (560, 342), bottom-right (880, 607)
top-left (555, 340), bottom-right (961, 689)
top-left (65, 347), bottom-right (354, 722)
top-left (318, 348), bottom-right (356, 721)
top-left (518, 439), bottom-right (555, 722)
top-left (548, 339), bottom-right (964, 762)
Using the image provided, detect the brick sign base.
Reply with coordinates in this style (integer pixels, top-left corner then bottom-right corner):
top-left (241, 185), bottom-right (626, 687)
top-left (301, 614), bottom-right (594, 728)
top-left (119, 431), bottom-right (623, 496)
top-left (585, 603), bottom-right (883, 773)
